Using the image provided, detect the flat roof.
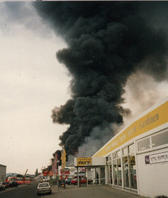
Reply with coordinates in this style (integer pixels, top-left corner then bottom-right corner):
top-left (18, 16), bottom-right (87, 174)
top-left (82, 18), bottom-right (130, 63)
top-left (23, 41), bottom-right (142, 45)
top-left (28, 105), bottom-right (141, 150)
top-left (0, 164), bottom-right (6, 167)
top-left (92, 97), bottom-right (168, 158)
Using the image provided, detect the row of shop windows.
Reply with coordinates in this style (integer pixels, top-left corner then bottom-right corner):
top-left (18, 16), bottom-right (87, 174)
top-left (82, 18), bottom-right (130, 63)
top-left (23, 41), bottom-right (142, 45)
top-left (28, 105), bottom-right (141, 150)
top-left (106, 129), bottom-right (168, 189)
top-left (106, 144), bottom-right (137, 190)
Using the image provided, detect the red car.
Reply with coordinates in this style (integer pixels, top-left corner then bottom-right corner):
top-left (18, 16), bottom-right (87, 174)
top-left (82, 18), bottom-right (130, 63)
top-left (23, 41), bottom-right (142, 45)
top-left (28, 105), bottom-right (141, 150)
top-left (71, 176), bottom-right (87, 185)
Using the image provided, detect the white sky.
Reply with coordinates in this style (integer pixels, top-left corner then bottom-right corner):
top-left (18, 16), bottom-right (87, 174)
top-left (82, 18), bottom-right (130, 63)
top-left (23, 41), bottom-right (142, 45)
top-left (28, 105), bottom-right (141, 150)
top-left (0, 2), bottom-right (70, 174)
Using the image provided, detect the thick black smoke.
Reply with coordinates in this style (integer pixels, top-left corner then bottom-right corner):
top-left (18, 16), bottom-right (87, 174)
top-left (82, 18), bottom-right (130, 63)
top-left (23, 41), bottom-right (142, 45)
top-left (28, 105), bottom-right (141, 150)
top-left (34, 2), bottom-right (168, 155)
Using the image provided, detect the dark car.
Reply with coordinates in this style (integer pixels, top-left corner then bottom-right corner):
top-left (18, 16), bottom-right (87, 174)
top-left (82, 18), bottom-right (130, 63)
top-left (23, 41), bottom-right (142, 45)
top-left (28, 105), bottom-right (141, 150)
top-left (0, 182), bottom-right (5, 191)
top-left (65, 178), bottom-right (72, 185)
top-left (9, 181), bottom-right (18, 187)
top-left (2, 182), bottom-right (10, 188)
top-left (88, 179), bottom-right (93, 184)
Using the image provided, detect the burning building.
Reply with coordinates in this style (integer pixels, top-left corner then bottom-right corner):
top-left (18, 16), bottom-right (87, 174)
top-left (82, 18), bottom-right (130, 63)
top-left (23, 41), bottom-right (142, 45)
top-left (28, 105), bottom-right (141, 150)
top-left (51, 150), bottom-right (61, 179)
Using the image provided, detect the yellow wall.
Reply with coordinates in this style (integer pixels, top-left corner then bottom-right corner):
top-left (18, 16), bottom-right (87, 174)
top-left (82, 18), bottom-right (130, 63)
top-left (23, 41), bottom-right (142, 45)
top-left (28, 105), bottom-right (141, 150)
top-left (93, 100), bottom-right (168, 157)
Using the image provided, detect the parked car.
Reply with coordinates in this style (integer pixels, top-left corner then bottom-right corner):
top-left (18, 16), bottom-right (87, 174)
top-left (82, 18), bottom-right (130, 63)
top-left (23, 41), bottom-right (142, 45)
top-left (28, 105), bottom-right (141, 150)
top-left (88, 179), bottom-right (93, 184)
top-left (80, 177), bottom-right (87, 184)
top-left (71, 176), bottom-right (87, 185)
top-left (3, 182), bottom-right (10, 188)
top-left (37, 182), bottom-right (52, 195)
top-left (71, 177), bottom-right (77, 185)
top-left (0, 182), bottom-right (5, 191)
top-left (9, 181), bottom-right (18, 187)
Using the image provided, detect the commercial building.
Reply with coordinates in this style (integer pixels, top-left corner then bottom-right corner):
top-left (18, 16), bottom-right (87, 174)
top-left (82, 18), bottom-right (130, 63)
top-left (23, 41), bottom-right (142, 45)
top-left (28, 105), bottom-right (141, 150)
top-left (92, 98), bottom-right (168, 198)
top-left (0, 164), bottom-right (6, 182)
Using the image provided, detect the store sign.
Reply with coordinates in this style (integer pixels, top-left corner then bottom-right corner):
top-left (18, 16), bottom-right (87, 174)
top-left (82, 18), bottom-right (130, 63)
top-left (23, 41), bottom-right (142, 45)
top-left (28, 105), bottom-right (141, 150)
top-left (93, 100), bottom-right (168, 158)
top-left (77, 157), bottom-right (92, 166)
top-left (145, 151), bottom-right (168, 164)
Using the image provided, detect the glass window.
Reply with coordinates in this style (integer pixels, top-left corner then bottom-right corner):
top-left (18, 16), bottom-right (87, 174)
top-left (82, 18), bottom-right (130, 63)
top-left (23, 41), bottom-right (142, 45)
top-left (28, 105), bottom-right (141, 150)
top-left (113, 152), bottom-right (118, 159)
top-left (152, 130), bottom-right (168, 148)
top-left (129, 156), bottom-right (137, 189)
top-left (107, 165), bottom-right (112, 184)
top-left (117, 158), bottom-right (122, 186)
top-left (129, 144), bottom-right (135, 156)
top-left (128, 144), bottom-right (137, 189)
top-left (122, 147), bottom-right (128, 156)
top-left (113, 159), bottom-right (117, 185)
top-left (117, 150), bottom-right (122, 158)
top-left (106, 155), bottom-right (111, 163)
top-left (137, 137), bottom-right (150, 152)
top-left (122, 156), bottom-right (129, 188)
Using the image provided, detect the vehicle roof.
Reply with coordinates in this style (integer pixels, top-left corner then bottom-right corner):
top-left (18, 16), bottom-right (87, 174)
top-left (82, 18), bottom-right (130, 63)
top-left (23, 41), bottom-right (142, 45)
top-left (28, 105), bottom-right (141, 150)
top-left (38, 182), bottom-right (49, 185)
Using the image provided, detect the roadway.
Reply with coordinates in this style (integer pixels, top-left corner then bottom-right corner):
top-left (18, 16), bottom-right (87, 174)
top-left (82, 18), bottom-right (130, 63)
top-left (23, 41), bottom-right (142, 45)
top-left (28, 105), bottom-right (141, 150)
top-left (0, 182), bottom-right (38, 198)
top-left (0, 183), bottom-right (142, 198)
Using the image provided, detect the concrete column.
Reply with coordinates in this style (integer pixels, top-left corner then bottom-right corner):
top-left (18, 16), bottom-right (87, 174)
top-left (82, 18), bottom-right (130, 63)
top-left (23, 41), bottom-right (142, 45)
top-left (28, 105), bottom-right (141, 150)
top-left (95, 168), bottom-right (97, 184)
top-left (77, 167), bottom-right (79, 187)
top-left (105, 165), bottom-right (108, 184)
top-left (99, 168), bottom-right (101, 185)
top-left (121, 148), bottom-right (124, 189)
top-left (111, 153), bottom-right (114, 186)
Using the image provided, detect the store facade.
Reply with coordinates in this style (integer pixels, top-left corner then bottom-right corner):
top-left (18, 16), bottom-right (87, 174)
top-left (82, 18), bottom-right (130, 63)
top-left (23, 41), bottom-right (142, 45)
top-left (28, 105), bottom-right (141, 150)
top-left (92, 98), bottom-right (168, 197)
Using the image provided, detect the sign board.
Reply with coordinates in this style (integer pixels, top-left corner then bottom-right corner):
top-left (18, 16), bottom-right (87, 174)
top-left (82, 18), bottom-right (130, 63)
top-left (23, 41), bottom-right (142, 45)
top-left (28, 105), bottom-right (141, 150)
top-left (61, 149), bottom-right (66, 169)
top-left (145, 151), bottom-right (168, 164)
top-left (77, 157), bottom-right (92, 166)
top-left (93, 100), bottom-right (168, 157)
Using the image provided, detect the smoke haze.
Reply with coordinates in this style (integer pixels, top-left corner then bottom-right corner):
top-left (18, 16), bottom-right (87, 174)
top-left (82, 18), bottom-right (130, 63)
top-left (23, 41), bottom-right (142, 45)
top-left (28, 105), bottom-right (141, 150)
top-left (34, 2), bottom-right (168, 156)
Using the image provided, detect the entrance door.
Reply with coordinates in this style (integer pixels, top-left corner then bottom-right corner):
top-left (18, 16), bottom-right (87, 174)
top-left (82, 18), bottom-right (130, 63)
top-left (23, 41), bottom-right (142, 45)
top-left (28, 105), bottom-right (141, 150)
top-left (113, 159), bottom-right (117, 185)
top-left (123, 156), bottom-right (129, 188)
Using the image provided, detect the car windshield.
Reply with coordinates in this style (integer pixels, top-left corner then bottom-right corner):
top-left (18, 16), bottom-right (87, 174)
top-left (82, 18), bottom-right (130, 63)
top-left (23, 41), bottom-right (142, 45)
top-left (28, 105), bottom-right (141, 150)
top-left (38, 183), bottom-right (49, 187)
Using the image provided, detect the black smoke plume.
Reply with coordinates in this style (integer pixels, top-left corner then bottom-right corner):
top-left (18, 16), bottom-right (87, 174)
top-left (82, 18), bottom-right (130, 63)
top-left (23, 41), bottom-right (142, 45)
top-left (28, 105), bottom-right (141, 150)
top-left (34, 2), bottom-right (168, 155)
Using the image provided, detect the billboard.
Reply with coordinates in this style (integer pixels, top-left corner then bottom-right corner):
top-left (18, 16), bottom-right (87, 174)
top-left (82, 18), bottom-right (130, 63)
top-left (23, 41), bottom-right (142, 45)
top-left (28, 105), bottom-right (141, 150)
top-left (76, 157), bottom-right (92, 166)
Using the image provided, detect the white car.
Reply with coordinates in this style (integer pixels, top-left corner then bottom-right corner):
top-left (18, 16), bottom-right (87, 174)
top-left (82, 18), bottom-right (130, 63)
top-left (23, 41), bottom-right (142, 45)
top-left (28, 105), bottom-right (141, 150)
top-left (37, 182), bottom-right (52, 195)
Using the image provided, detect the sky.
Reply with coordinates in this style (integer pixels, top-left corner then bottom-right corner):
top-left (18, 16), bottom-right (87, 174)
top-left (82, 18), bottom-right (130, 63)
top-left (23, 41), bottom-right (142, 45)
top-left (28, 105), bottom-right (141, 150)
top-left (0, 2), bottom-right (70, 174)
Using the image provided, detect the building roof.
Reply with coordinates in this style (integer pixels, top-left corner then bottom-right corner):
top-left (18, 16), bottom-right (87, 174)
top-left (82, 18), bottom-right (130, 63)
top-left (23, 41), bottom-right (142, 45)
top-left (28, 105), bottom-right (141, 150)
top-left (0, 164), bottom-right (6, 167)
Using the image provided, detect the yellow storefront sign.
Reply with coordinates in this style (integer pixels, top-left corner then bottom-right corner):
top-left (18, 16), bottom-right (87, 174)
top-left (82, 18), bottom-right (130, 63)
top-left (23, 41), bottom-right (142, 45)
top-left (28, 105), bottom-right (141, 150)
top-left (93, 100), bottom-right (168, 157)
top-left (77, 157), bottom-right (92, 166)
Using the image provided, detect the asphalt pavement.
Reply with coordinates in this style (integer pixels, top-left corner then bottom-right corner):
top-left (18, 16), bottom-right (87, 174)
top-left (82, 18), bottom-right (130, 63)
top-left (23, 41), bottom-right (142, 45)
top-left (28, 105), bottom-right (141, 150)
top-left (51, 185), bottom-right (142, 198)
top-left (0, 182), bottom-right (38, 198)
top-left (0, 183), bottom-right (144, 198)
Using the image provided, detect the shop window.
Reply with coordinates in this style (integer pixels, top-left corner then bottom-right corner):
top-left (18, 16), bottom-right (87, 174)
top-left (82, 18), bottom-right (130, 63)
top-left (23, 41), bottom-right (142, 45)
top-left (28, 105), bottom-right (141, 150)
top-left (117, 150), bottom-right (122, 158)
top-left (137, 137), bottom-right (150, 152)
top-left (122, 147), bottom-right (128, 156)
top-left (113, 152), bottom-right (118, 159)
top-left (152, 130), bottom-right (168, 148)
top-left (117, 158), bottom-right (122, 186)
top-left (128, 144), bottom-right (137, 189)
top-left (129, 144), bottom-right (135, 156)
top-left (123, 156), bottom-right (129, 188)
top-left (107, 165), bottom-right (112, 184)
top-left (113, 159), bottom-right (118, 185)
top-left (112, 150), bottom-right (122, 186)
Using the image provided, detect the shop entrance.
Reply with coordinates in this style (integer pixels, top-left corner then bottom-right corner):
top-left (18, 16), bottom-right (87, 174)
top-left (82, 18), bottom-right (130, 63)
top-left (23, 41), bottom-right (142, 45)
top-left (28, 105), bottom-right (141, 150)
top-left (123, 144), bottom-right (137, 189)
